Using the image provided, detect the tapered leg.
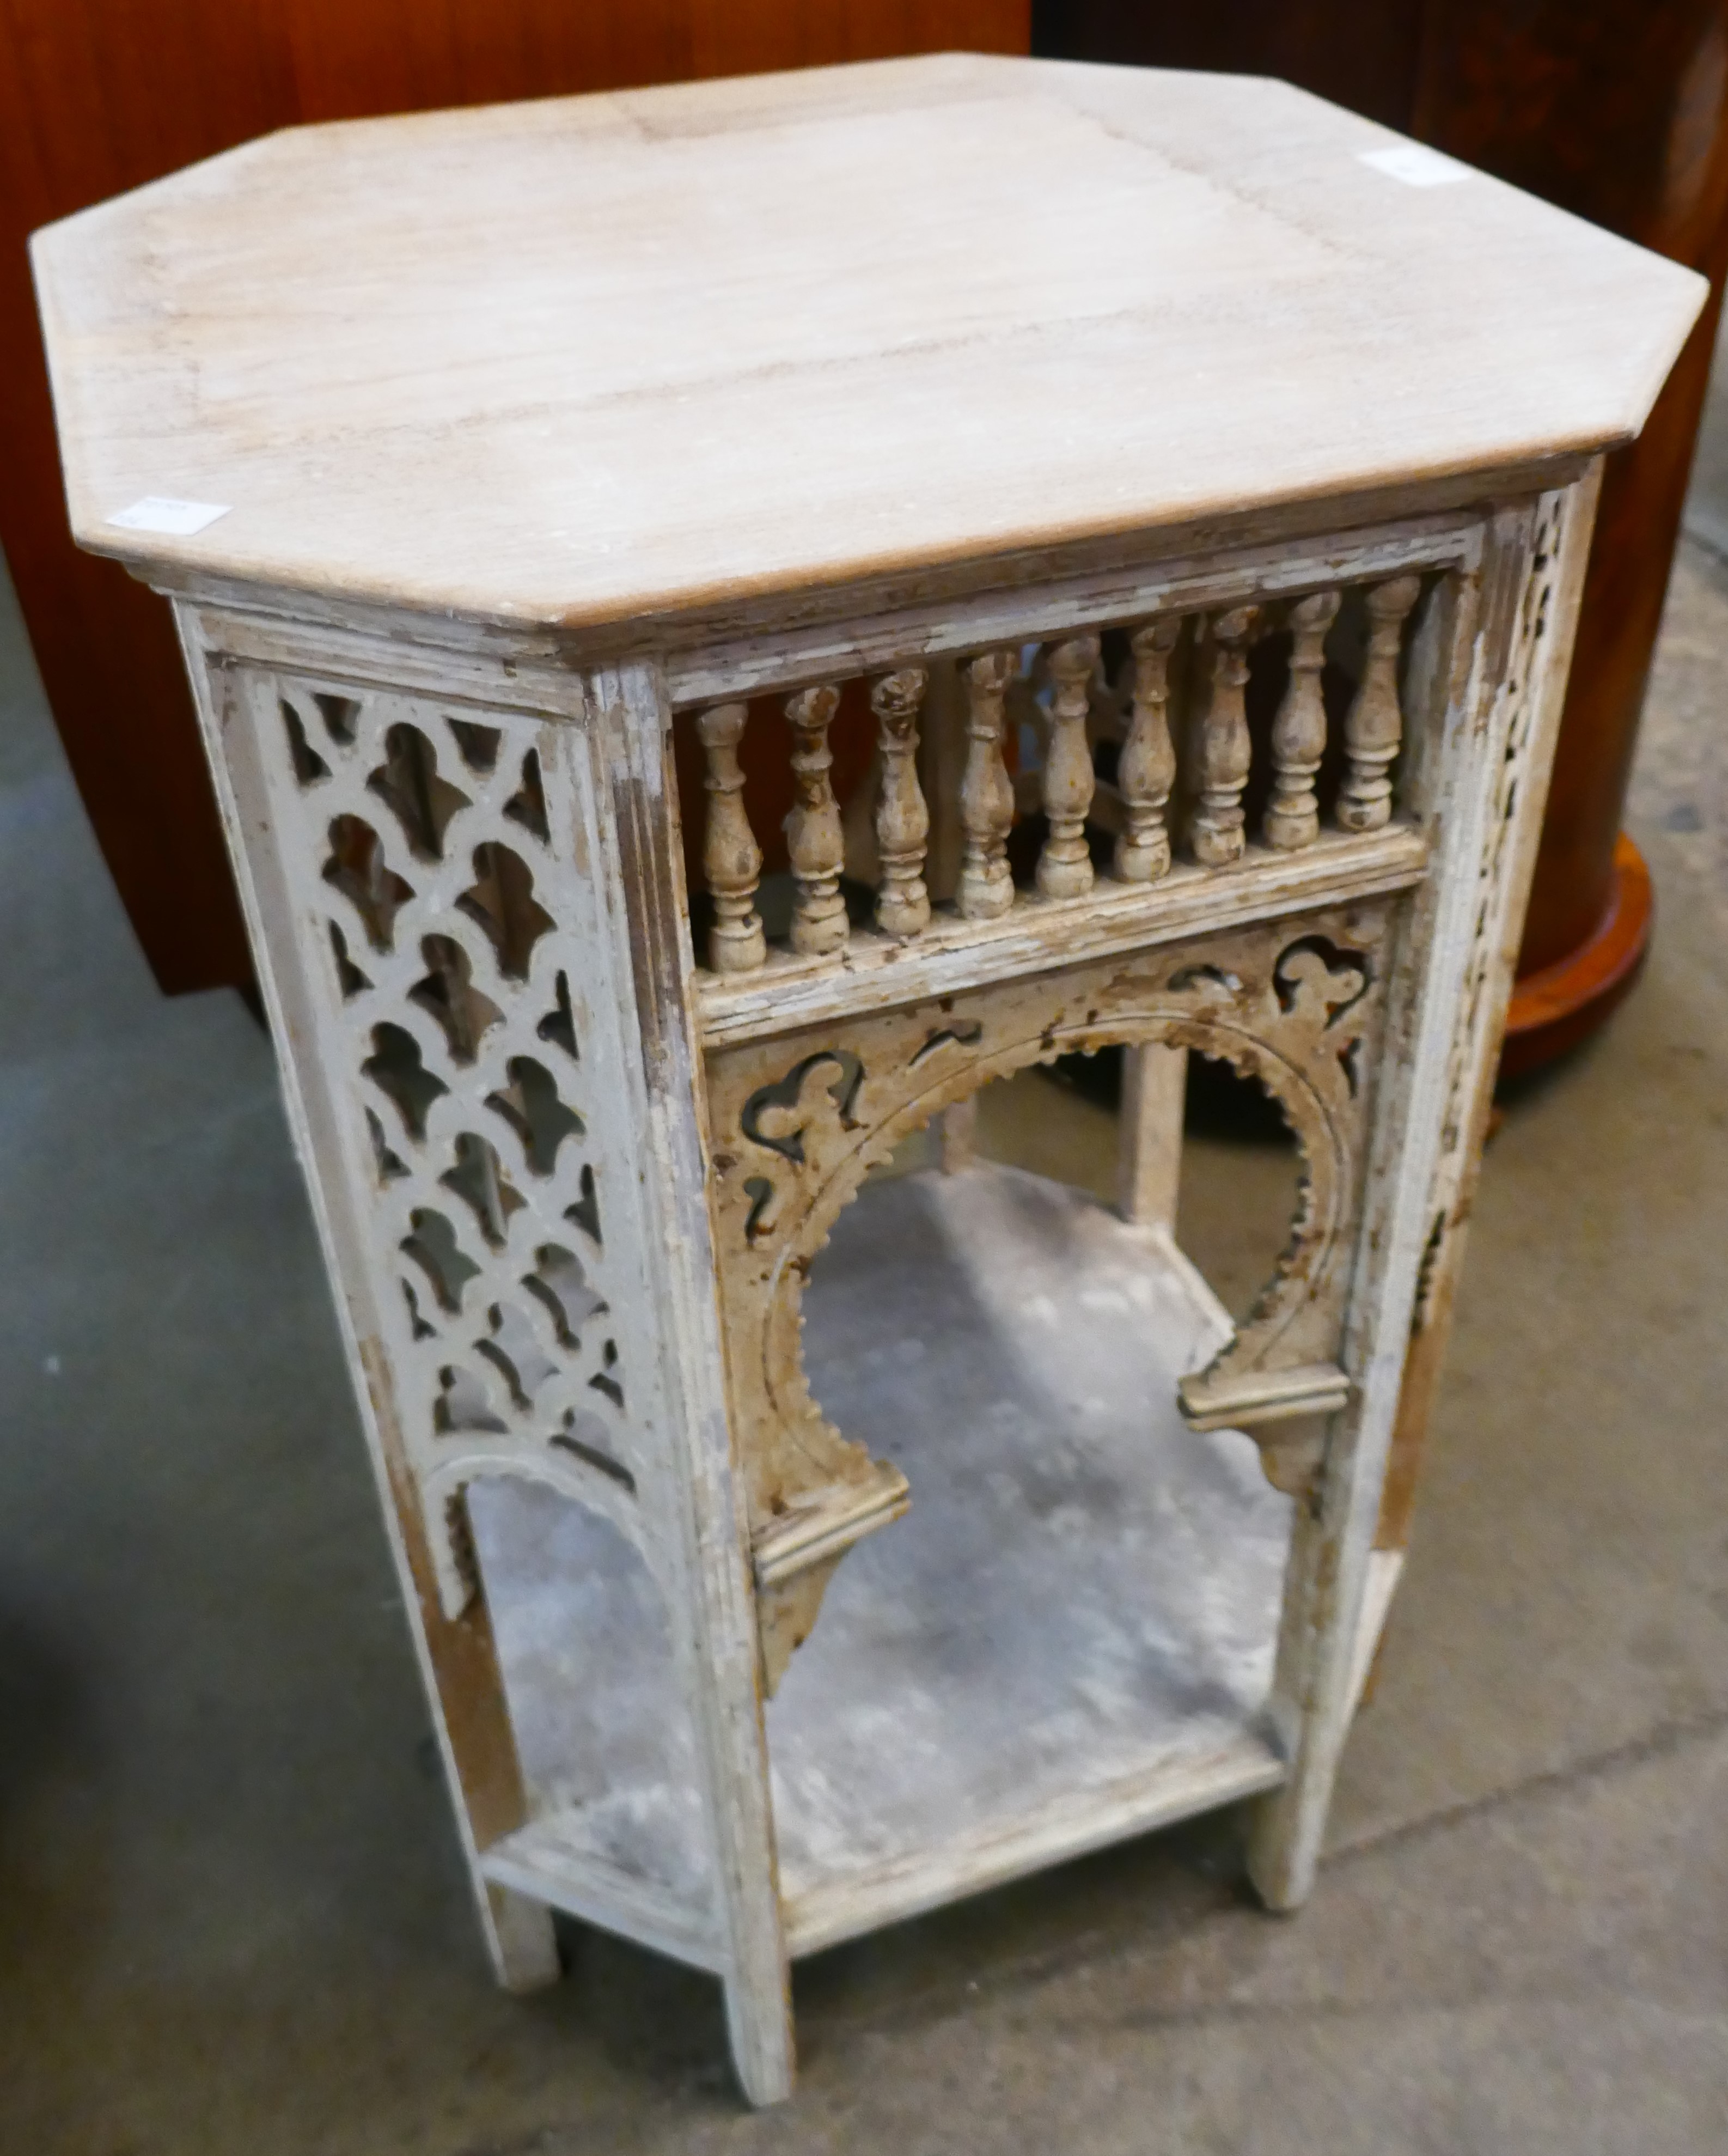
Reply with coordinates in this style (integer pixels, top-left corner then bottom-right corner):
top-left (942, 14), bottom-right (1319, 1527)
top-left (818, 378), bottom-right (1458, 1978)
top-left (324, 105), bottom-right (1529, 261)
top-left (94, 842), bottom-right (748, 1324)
top-left (484, 1883), bottom-right (561, 1991)
top-left (1248, 477), bottom-right (1602, 1909)
top-left (723, 1972), bottom-right (796, 2107)
top-left (172, 619), bottom-right (579, 2007)
top-left (593, 664), bottom-right (797, 2105)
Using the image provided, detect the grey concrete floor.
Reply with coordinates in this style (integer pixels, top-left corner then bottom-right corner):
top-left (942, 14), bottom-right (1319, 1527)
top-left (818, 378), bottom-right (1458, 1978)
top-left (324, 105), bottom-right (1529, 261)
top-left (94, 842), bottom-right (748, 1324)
top-left (2, 513), bottom-right (1727, 2146)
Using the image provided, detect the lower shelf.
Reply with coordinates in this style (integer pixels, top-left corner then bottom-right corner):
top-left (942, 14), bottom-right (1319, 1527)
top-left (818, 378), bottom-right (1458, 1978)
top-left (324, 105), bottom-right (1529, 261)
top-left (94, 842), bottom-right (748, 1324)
top-left (481, 1806), bottom-right (725, 1973)
top-left (770, 1161), bottom-right (1292, 1954)
top-left (780, 1730), bottom-right (1284, 1958)
top-left (473, 1161), bottom-right (1293, 1971)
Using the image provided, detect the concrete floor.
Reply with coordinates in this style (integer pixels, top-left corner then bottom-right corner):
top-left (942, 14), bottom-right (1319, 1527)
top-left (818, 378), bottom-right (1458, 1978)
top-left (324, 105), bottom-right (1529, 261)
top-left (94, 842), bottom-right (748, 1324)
top-left (3, 507), bottom-right (1727, 2143)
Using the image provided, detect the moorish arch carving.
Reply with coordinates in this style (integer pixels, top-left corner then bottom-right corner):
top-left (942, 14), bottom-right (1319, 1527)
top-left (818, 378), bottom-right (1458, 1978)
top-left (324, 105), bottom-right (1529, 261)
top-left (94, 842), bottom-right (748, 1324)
top-left (703, 902), bottom-right (1391, 1688)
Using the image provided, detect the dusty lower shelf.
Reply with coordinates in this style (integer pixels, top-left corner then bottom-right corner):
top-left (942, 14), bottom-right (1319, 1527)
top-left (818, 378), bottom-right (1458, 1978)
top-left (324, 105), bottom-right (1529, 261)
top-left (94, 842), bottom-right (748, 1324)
top-left (473, 1161), bottom-right (1293, 1970)
top-left (769, 1162), bottom-right (1292, 1953)
top-left (779, 1730), bottom-right (1284, 1958)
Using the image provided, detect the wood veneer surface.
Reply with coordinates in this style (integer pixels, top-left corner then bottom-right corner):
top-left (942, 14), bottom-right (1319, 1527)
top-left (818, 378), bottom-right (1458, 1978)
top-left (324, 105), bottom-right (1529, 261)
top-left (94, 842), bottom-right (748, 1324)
top-left (34, 56), bottom-right (1702, 632)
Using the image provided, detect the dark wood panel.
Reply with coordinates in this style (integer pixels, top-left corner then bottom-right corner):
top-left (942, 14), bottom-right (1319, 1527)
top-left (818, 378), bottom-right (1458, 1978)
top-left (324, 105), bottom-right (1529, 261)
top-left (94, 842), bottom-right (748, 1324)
top-left (0, 1), bottom-right (1029, 994)
top-left (1037, 0), bottom-right (1728, 1049)
top-left (0, 0), bottom-right (301, 992)
top-left (1413, 2), bottom-right (1728, 978)
top-left (1031, 0), bottom-right (1422, 127)
top-left (279, 0), bottom-right (692, 118)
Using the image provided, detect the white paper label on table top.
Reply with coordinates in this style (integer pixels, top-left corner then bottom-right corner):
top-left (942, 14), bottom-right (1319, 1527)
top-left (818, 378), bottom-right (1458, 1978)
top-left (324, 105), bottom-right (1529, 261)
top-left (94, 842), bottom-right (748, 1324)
top-left (107, 496), bottom-right (231, 536)
top-left (1357, 144), bottom-right (1471, 188)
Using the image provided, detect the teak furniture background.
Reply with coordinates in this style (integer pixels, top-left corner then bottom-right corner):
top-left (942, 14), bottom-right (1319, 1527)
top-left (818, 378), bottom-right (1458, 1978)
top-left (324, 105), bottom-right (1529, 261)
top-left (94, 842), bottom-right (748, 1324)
top-left (1037, 0), bottom-right (1728, 1683)
top-left (32, 56), bottom-right (1701, 2106)
top-left (1036, 0), bottom-right (1728, 1070)
top-left (0, 0), bottom-right (1029, 995)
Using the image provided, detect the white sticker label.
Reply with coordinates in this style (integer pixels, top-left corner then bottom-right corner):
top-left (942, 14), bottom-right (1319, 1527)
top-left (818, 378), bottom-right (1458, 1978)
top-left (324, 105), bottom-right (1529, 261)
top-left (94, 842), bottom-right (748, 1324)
top-left (107, 496), bottom-right (231, 536)
top-left (1358, 144), bottom-right (1471, 188)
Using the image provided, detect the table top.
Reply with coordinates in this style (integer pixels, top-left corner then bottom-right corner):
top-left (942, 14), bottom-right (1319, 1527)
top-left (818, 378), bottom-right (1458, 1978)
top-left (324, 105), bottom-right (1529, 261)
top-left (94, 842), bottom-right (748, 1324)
top-left (33, 53), bottom-right (1705, 634)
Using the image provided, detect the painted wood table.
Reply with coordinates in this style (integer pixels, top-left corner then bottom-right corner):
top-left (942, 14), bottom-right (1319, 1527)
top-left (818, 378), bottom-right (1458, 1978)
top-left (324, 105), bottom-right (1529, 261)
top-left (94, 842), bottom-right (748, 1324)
top-left (32, 54), bottom-right (1702, 2105)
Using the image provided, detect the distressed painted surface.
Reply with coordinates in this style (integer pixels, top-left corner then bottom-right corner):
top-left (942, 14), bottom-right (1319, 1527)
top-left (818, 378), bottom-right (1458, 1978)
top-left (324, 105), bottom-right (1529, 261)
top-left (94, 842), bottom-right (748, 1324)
top-left (472, 1479), bottom-right (710, 1919)
top-left (35, 60), bottom-right (1700, 626)
top-left (147, 470), bottom-right (1599, 2106)
top-left (704, 901), bottom-right (1392, 1681)
top-left (772, 1164), bottom-right (1292, 1908)
top-left (685, 574), bottom-right (1440, 1015)
top-left (466, 1162), bottom-right (1294, 1948)
top-left (235, 668), bottom-right (677, 1619)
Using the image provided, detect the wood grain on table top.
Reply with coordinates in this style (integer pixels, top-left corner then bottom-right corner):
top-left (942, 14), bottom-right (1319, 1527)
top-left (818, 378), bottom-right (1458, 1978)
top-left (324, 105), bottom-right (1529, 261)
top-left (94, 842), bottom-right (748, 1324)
top-left (32, 53), bottom-right (1706, 631)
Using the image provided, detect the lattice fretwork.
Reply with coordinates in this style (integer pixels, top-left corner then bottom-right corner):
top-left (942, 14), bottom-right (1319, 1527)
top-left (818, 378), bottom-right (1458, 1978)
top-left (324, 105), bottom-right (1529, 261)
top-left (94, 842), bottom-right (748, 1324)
top-left (252, 677), bottom-right (656, 1617)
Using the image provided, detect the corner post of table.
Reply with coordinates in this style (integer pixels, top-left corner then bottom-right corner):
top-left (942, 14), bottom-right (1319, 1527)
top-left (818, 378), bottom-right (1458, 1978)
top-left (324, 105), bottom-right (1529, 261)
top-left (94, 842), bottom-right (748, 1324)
top-left (167, 605), bottom-right (560, 1994)
top-left (1375, 461), bottom-right (1607, 1560)
top-left (1247, 468), bottom-right (1602, 1908)
top-left (586, 662), bottom-right (795, 2105)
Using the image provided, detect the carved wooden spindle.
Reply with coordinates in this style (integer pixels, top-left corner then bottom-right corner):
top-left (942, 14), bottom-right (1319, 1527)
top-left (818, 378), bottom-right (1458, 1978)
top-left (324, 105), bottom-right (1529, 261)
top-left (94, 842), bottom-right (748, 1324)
top-left (1113, 617), bottom-right (1180, 883)
top-left (1264, 589), bottom-right (1340, 852)
top-left (1036, 635), bottom-right (1101, 899)
top-left (956, 650), bottom-right (1017, 920)
top-left (1339, 574), bottom-right (1422, 832)
top-left (784, 684), bottom-right (849, 955)
top-left (1188, 605), bottom-right (1257, 868)
top-left (870, 668), bottom-right (931, 936)
top-left (694, 702), bottom-right (767, 973)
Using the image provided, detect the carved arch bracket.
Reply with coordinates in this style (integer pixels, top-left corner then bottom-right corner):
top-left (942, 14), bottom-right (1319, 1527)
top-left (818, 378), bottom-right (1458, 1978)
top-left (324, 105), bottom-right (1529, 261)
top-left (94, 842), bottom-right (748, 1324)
top-left (703, 903), bottom-right (1393, 1689)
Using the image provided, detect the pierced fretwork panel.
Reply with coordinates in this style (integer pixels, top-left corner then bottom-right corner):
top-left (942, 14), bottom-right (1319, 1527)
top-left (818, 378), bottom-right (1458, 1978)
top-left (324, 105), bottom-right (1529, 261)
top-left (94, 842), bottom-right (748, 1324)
top-left (244, 672), bottom-right (665, 1618)
top-left (704, 900), bottom-right (1393, 1690)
